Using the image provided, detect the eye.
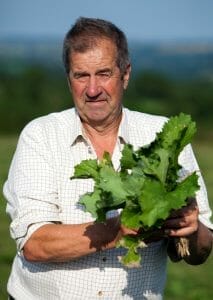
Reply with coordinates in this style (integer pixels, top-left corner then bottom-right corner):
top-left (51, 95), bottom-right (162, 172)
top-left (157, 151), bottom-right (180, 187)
top-left (100, 72), bottom-right (110, 77)
top-left (98, 71), bottom-right (112, 80)
top-left (73, 73), bottom-right (89, 82)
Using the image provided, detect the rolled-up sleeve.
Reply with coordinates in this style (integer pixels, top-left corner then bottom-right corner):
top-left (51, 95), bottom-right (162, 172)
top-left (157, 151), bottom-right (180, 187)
top-left (3, 120), bottom-right (62, 250)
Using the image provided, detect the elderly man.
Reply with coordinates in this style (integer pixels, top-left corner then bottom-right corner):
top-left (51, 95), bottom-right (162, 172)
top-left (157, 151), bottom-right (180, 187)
top-left (4, 17), bottom-right (212, 299)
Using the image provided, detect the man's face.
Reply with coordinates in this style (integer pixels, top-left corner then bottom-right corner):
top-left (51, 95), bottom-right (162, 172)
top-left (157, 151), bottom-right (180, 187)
top-left (68, 39), bottom-right (130, 126)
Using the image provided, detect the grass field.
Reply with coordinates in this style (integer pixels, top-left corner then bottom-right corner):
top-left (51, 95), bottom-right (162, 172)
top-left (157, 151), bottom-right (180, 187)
top-left (0, 134), bottom-right (212, 300)
top-left (0, 135), bottom-right (18, 300)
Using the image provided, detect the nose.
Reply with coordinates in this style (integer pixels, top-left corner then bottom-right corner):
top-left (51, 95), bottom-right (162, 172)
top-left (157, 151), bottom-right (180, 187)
top-left (86, 76), bottom-right (102, 98)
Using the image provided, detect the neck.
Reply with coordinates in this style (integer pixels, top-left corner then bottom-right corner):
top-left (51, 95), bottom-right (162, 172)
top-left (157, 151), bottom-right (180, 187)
top-left (82, 112), bottom-right (122, 159)
top-left (82, 110), bottom-right (122, 137)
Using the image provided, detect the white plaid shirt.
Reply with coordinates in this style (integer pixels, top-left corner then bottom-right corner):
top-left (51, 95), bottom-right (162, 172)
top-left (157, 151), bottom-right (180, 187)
top-left (4, 108), bottom-right (213, 300)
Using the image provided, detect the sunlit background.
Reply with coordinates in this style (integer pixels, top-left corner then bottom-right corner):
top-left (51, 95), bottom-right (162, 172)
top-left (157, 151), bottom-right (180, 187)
top-left (0, 1), bottom-right (213, 299)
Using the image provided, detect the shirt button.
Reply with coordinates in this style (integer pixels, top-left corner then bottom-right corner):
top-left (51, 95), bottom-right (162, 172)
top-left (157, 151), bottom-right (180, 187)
top-left (98, 291), bottom-right (103, 296)
top-left (88, 146), bottom-right (93, 154)
top-left (102, 256), bottom-right (107, 262)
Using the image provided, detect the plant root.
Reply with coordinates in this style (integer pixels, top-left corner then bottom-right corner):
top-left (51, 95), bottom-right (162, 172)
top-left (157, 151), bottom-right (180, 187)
top-left (176, 237), bottom-right (190, 257)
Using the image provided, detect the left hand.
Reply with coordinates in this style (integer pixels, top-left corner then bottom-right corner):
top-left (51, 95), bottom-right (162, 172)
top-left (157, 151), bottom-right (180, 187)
top-left (163, 198), bottom-right (199, 237)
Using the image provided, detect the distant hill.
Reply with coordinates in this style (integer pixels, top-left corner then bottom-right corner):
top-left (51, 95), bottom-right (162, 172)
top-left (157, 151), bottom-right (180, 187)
top-left (1, 37), bottom-right (213, 80)
top-left (129, 41), bottom-right (213, 80)
top-left (0, 37), bottom-right (63, 75)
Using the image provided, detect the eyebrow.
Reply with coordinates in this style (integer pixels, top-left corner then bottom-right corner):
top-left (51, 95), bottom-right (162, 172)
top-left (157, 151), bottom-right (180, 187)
top-left (96, 68), bottom-right (112, 74)
top-left (72, 68), bottom-right (114, 77)
top-left (72, 71), bottom-right (88, 77)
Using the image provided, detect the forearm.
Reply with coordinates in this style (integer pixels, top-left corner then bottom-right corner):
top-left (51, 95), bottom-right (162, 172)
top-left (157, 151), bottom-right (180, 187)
top-left (167, 221), bottom-right (213, 265)
top-left (23, 218), bottom-right (121, 262)
top-left (183, 221), bottom-right (212, 265)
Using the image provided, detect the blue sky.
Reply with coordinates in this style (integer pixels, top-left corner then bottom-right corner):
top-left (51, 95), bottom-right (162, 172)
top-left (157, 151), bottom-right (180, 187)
top-left (1, 0), bottom-right (213, 42)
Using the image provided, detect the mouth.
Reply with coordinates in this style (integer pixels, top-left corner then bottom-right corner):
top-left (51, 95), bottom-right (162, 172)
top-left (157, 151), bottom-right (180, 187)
top-left (85, 100), bottom-right (107, 109)
top-left (86, 99), bottom-right (106, 102)
top-left (85, 98), bottom-right (107, 105)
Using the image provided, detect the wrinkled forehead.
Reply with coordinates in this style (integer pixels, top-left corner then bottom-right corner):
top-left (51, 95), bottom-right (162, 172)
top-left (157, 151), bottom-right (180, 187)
top-left (69, 38), bottom-right (118, 67)
top-left (70, 36), bottom-right (117, 54)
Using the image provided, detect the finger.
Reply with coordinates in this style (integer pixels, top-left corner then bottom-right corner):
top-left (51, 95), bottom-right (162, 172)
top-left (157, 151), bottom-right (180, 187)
top-left (164, 211), bottom-right (199, 230)
top-left (165, 225), bottom-right (198, 237)
top-left (164, 217), bottom-right (188, 229)
top-left (120, 225), bottom-right (138, 236)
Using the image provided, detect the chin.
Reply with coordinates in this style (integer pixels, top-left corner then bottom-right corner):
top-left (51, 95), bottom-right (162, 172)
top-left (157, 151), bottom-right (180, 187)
top-left (87, 113), bottom-right (110, 125)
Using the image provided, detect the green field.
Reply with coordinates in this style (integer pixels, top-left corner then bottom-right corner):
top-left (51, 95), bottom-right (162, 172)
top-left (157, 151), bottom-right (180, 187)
top-left (0, 135), bottom-right (18, 300)
top-left (0, 135), bottom-right (212, 300)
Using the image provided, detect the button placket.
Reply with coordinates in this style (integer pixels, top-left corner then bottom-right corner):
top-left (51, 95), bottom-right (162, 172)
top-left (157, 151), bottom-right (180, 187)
top-left (88, 145), bottom-right (93, 155)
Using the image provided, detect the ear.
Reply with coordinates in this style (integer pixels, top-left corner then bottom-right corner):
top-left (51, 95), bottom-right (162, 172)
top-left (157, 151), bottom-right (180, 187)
top-left (67, 76), bottom-right (72, 92)
top-left (123, 64), bottom-right (131, 90)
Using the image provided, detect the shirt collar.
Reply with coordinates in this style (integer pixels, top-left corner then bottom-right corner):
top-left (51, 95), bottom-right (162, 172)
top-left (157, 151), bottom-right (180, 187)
top-left (69, 109), bottom-right (85, 146)
top-left (69, 107), bottom-right (130, 147)
top-left (118, 108), bottom-right (130, 144)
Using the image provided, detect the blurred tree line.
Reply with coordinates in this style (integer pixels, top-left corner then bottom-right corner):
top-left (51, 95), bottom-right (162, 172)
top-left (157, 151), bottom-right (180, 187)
top-left (0, 66), bottom-right (213, 134)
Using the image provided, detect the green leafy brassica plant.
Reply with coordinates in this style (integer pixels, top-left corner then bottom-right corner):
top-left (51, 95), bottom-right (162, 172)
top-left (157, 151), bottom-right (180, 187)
top-left (71, 113), bottom-right (199, 267)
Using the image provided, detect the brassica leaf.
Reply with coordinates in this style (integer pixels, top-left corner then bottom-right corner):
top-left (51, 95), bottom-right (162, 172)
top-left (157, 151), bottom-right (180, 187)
top-left (71, 113), bottom-right (200, 267)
